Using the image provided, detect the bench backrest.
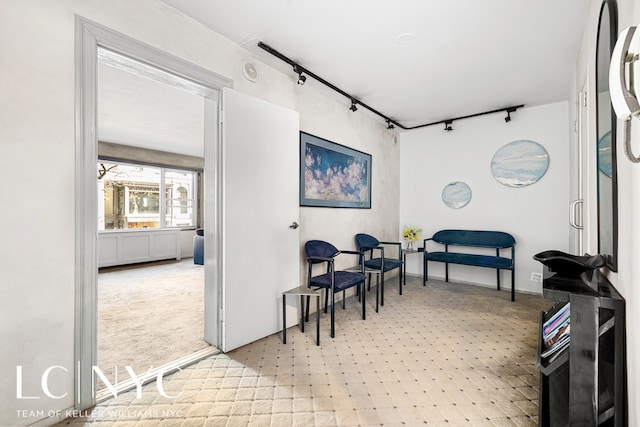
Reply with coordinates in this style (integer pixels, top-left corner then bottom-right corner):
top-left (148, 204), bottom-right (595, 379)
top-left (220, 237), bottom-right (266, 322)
top-left (431, 230), bottom-right (515, 249)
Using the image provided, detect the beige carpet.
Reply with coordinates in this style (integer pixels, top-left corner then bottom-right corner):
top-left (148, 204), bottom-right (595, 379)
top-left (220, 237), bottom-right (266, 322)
top-left (59, 276), bottom-right (553, 426)
top-left (98, 259), bottom-right (210, 383)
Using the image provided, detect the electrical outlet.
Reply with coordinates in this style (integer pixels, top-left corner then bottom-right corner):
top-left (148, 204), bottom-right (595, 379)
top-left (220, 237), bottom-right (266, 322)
top-left (530, 272), bottom-right (543, 283)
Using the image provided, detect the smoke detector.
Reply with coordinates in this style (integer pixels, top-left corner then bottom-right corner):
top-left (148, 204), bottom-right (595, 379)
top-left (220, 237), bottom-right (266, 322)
top-left (241, 61), bottom-right (258, 83)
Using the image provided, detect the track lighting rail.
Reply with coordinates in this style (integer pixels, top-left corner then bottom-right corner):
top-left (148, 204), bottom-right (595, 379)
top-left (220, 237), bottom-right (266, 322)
top-left (258, 41), bottom-right (523, 131)
top-left (414, 105), bottom-right (525, 130)
top-left (258, 42), bottom-right (404, 128)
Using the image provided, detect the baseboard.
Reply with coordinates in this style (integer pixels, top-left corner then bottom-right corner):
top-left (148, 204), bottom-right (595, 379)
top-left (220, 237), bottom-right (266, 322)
top-left (415, 273), bottom-right (542, 297)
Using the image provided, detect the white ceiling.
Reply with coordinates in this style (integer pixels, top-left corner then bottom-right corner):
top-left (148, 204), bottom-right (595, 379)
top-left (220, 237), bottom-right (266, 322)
top-left (98, 58), bottom-right (205, 157)
top-left (162, 0), bottom-right (590, 129)
top-left (98, 1), bottom-right (590, 155)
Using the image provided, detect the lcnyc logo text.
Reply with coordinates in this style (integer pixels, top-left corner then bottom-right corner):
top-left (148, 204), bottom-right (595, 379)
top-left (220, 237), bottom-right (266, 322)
top-left (16, 365), bottom-right (181, 400)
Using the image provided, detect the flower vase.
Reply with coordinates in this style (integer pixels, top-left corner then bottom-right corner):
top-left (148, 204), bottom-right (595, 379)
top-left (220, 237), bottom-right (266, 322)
top-left (407, 241), bottom-right (413, 250)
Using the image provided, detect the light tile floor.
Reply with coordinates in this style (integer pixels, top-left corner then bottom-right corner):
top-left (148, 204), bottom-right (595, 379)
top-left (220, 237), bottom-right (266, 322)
top-left (57, 276), bottom-right (551, 426)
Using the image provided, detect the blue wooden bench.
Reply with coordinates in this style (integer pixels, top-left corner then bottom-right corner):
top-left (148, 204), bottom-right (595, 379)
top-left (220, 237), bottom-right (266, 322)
top-left (423, 229), bottom-right (516, 301)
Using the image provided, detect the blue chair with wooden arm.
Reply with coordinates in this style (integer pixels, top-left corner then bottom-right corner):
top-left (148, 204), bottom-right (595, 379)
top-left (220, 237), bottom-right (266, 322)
top-left (355, 233), bottom-right (403, 312)
top-left (305, 240), bottom-right (367, 338)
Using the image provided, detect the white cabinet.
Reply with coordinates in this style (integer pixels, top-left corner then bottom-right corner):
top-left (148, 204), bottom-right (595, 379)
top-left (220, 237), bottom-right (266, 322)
top-left (98, 229), bottom-right (181, 267)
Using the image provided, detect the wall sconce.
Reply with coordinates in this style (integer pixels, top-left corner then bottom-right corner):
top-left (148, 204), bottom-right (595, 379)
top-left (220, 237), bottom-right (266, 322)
top-left (444, 120), bottom-right (453, 131)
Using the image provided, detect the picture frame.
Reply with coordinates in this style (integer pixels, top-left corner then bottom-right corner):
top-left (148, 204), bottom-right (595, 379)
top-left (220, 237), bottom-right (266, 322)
top-left (300, 131), bottom-right (372, 208)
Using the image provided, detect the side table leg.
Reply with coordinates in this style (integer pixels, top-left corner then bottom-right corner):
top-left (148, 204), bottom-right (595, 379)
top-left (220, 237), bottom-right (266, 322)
top-left (403, 254), bottom-right (407, 288)
top-left (300, 295), bottom-right (305, 333)
top-left (282, 294), bottom-right (286, 344)
top-left (315, 294), bottom-right (320, 346)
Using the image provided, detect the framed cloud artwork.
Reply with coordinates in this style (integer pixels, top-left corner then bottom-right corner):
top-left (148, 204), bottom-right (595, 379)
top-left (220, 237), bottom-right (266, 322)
top-left (300, 132), bottom-right (372, 208)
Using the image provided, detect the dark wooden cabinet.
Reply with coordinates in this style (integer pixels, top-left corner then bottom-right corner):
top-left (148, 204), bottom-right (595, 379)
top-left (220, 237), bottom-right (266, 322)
top-left (538, 268), bottom-right (626, 426)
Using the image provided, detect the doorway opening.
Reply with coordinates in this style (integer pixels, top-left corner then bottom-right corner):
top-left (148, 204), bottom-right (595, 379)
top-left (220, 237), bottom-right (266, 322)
top-left (95, 45), bottom-right (212, 397)
top-left (75, 17), bottom-right (231, 410)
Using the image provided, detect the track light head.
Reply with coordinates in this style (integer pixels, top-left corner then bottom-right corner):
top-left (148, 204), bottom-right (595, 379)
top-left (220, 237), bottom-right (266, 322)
top-left (505, 107), bottom-right (517, 123)
top-left (350, 99), bottom-right (358, 112)
top-left (293, 65), bottom-right (306, 85)
top-left (444, 120), bottom-right (453, 132)
top-left (386, 119), bottom-right (395, 130)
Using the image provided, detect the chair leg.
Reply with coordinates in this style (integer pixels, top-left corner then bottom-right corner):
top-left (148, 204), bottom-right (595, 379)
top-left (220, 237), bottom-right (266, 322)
top-left (324, 289), bottom-right (329, 313)
top-left (305, 295), bottom-right (310, 322)
top-left (330, 289), bottom-right (335, 338)
top-left (342, 290), bottom-right (346, 309)
top-left (367, 273), bottom-right (372, 291)
top-left (375, 278), bottom-right (379, 313)
top-left (380, 273), bottom-right (385, 307)
top-left (511, 268), bottom-right (515, 302)
top-left (398, 269), bottom-right (402, 295)
top-left (361, 283), bottom-right (366, 320)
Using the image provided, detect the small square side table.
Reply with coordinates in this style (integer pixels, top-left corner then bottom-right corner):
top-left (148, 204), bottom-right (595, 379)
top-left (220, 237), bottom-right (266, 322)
top-left (402, 247), bottom-right (424, 286)
top-left (282, 286), bottom-right (321, 346)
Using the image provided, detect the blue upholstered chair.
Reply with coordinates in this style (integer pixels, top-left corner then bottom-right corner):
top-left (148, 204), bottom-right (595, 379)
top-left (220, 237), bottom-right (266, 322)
top-left (193, 228), bottom-right (204, 265)
top-left (305, 240), bottom-right (367, 338)
top-left (355, 233), bottom-right (403, 311)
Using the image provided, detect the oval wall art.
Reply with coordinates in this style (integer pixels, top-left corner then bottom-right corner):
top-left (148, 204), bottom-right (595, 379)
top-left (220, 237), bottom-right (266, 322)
top-left (491, 140), bottom-right (550, 187)
top-left (442, 181), bottom-right (472, 209)
top-left (598, 131), bottom-right (612, 178)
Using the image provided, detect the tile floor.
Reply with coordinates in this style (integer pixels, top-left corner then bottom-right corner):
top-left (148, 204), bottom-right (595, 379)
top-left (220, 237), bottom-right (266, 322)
top-left (57, 276), bottom-right (551, 426)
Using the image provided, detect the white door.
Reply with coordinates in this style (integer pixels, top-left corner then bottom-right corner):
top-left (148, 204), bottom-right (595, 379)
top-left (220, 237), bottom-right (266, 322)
top-left (221, 88), bottom-right (300, 352)
top-left (570, 78), bottom-right (587, 254)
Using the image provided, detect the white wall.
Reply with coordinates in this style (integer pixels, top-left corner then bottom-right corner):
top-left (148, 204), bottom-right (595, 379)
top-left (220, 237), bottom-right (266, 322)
top-left (0, 1), bottom-right (398, 425)
top-left (575, 0), bottom-right (640, 422)
top-left (298, 83), bottom-right (400, 274)
top-left (180, 229), bottom-right (196, 259)
top-left (400, 102), bottom-right (571, 295)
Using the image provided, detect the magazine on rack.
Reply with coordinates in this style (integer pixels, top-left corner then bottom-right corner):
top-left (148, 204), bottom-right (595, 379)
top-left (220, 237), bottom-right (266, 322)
top-left (541, 302), bottom-right (570, 360)
top-left (543, 302), bottom-right (570, 337)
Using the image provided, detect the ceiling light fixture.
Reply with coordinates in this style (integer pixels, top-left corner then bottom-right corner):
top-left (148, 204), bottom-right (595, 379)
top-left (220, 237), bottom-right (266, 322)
top-left (505, 107), bottom-right (517, 123)
top-left (293, 65), bottom-right (306, 85)
top-left (444, 120), bottom-right (453, 132)
top-left (258, 42), bottom-right (523, 131)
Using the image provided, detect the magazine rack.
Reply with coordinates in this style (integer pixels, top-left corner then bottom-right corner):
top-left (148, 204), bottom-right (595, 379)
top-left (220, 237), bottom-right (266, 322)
top-left (538, 268), bottom-right (626, 426)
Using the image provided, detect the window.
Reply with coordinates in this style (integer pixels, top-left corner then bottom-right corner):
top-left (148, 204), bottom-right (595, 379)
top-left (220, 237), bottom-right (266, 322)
top-left (98, 162), bottom-right (197, 230)
top-left (177, 186), bottom-right (188, 213)
top-left (165, 170), bottom-right (196, 227)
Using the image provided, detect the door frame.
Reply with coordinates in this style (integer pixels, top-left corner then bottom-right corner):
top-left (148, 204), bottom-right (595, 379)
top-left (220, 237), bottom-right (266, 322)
top-left (74, 16), bottom-right (231, 410)
top-left (571, 75), bottom-right (589, 255)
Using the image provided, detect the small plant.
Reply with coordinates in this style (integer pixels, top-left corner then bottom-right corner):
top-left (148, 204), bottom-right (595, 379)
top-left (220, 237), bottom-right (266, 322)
top-left (402, 225), bottom-right (423, 243)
